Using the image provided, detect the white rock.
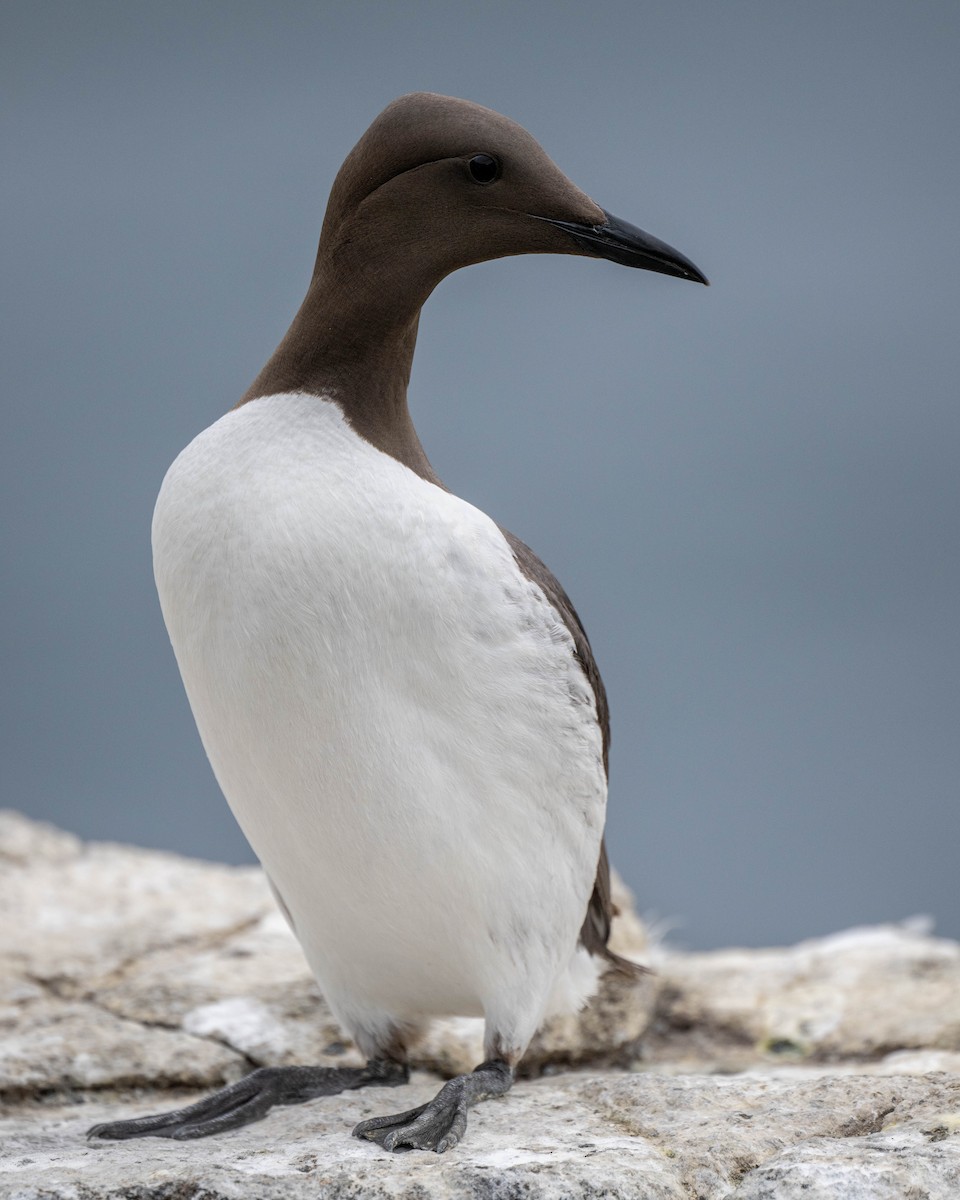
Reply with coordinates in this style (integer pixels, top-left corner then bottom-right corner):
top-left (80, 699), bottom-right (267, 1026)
top-left (2, 812), bottom-right (960, 1196)
top-left (655, 921), bottom-right (960, 1061)
top-left (0, 810), bottom-right (273, 988)
top-left (0, 999), bottom-right (244, 1093)
top-left (3, 1073), bottom-right (960, 1198)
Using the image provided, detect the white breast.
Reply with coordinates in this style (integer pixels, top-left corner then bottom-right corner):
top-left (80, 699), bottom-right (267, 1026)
top-left (152, 394), bottom-right (606, 1050)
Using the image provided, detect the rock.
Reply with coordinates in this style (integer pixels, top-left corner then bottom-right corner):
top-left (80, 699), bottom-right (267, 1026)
top-left (0, 811), bottom-right (273, 992)
top-left (653, 921), bottom-right (960, 1064)
top-left (3, 1072), bottom-right (959, 1198)
top-left (589, 1072), bottom-right (960, 1199)
top-left (90, 910), bottom-right (360, 1072)
top-left (1, 810), bottom-right (959, 1197)
top-left (0, 999), bottom-right (244, 1095)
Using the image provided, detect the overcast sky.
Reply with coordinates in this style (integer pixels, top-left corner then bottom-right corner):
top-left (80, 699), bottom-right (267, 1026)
top-left (3, 1), bottom-right (959, 950)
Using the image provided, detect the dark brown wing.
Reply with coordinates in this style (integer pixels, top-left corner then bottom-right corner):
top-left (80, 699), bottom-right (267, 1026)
top-left (500, 527), bottom-right (643, 975)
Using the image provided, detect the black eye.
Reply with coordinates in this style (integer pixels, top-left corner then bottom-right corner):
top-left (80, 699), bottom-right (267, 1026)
top-left (468, 154), bottom-right (500, 184)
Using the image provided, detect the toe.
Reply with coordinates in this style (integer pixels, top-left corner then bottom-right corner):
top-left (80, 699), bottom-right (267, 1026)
top-left (87, 1120), bottom-right (157, 1141)
top-left (353, 1103), bottom-right (427, 1141)
top-left (87, 1123), bottom-right (120, 1141)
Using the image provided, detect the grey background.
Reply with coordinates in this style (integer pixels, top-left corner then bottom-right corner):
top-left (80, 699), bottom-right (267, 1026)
top-left (3, 1), bottom-right (958, 950)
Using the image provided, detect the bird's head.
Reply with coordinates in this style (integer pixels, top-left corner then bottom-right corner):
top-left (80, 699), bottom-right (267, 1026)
top-left (317, 92), bottom-right (708, 302)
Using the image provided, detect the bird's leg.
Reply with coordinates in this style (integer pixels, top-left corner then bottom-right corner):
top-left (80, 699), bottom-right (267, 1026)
top-left (353, 1057), bottom-right (513, 1153)
top-left (87, 1058), bottom-right (408, 1142)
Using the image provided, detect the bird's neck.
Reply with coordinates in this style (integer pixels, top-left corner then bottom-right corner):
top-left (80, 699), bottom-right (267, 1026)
top-left (238, 256), bottom-right (441, 486)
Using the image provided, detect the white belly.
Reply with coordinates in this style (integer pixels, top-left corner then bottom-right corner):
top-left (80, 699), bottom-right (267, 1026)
top-left (152, 394), bottom-right (606, 1046)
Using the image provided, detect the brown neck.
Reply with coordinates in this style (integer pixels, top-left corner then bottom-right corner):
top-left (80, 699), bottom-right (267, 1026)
top-left (238, 254), bottom-right (442, 487)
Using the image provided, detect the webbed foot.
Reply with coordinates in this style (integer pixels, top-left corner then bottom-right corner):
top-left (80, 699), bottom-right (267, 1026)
top-left (88, 1059), bottom-right (407, 1141)
top-left (353, 1058), bottom-right (512, 1153)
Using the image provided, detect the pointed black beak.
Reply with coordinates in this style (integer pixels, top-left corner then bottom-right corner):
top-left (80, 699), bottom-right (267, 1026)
top-left (541, 209), bottom-right (708, 285)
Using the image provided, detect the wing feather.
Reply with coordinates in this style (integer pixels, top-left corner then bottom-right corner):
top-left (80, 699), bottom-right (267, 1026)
top-left (499, 527), bottom-right (644, 975)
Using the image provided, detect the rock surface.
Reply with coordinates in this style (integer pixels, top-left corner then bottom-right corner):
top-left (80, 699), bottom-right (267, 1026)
top-left (2, 810), bottom-right (960, 1197)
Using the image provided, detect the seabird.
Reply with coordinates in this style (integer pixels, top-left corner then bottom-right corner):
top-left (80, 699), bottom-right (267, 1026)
top-left (89, 92), bottom-right (706, 1153)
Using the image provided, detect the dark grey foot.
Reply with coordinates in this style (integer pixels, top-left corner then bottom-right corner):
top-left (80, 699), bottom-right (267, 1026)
top-left (87, 1059), bottom-right (407, 1142)
top-left (353, 1058), bottom-right (512, 1153)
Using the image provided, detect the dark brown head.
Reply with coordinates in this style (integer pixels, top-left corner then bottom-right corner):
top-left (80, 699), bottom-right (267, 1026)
top-left (317, 91), bottom-right (707, 307)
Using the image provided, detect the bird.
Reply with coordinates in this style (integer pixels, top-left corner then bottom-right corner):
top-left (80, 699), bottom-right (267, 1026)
top-left (88, 92), bottom-right (706, 1154)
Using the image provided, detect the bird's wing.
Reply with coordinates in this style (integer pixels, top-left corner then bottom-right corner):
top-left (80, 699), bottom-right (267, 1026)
top-left (499, 527), bottom-right (642, 974)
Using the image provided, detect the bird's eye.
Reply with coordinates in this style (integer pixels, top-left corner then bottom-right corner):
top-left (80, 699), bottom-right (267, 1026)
top-left (468, 154), bottom-right (500, 184)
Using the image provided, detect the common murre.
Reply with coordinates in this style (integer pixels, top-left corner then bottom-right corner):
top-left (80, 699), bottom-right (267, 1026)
top-left (88, 92), bottom-right (706, 1153)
